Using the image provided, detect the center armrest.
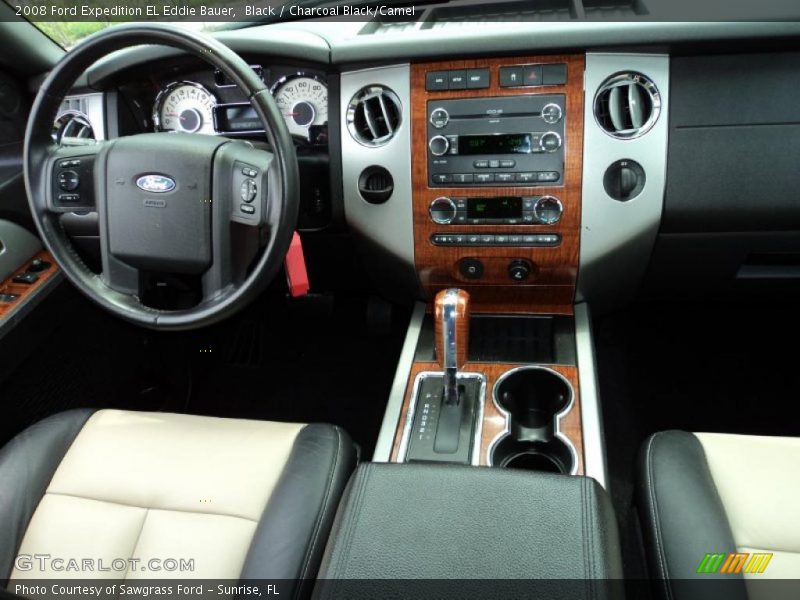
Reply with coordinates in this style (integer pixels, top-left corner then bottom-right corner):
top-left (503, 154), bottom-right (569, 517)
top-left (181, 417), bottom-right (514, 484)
top-left (315, 463), bottom-right (623, 598)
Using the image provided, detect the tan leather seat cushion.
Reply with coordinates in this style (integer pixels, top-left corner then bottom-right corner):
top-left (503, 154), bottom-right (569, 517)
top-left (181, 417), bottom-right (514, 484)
top-left (11, 410), bottom-right (304, 580)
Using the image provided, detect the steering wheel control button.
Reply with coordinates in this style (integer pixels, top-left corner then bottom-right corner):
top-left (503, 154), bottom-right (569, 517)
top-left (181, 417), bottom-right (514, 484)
top-left (240, 179), bottom-right (258, 203)
top-left (429, 197), bottom-right (458, 225)
top-left (540, 131), bottom-right (562, 152)
top-left (58, 159), bottom-right (81, 168)
top-left (58, 194), bottom-right (80, 203)
top-left (508, 260), bottom-right (532, 282)
top-left (459, 258), bottom-right (484, 280)
top-left (430, 108), bottom-right (449, 129)
top-left (58, 170), bottom-right (80, 191)
top-left (240, 204), bottom-right (256, 215)
top-left (541, 103), bottom-right (563, 124)
top-left (534, 196), bottom-right (563, 225)
top-left (241, 167), bottom-right (258, 177)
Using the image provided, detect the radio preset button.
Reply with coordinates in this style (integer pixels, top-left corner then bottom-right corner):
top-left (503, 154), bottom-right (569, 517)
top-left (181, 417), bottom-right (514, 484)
top-left (474, 173), bottom-right (495, 183)
top-left (452, 173), bottom-right (473, 184)
top-left (540, 131), bottom-right (562, 152)
top-left (429, 197), bottom-right (458, 224)
top-left (429, 135), bottom-right (450, 156)
top-left (496, 173), bottom-right (515, 183)
top-left (541, 103), bottom-right (563, 124)
top-left (516, 172), bottom-right (536, 183)
top-left (430, 108), bottom-right (449, 129)
top-left (432, 173), bottom-right (453, 184)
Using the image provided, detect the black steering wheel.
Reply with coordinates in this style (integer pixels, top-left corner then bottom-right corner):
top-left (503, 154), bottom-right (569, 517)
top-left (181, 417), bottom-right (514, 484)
top-left (24, 24), bottom-right (299, 330)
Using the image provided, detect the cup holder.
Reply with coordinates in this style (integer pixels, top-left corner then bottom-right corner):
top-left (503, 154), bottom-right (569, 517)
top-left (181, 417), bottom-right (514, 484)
top-left (490, 367), bottom-right (576, 474)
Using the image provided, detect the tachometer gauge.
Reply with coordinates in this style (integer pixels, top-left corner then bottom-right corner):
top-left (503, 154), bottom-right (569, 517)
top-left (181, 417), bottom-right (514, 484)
top-left (271, 74), bottom-right (328, 139)
top-left (153, 82), bottom-right (217, 134)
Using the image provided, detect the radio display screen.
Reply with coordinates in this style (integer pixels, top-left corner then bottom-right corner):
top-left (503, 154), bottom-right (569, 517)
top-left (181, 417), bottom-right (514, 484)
top-left (467, 197), bottom-right (522, 219)
top-left (458, 134), bottom-right (533, 155)
top-left (214, 105), bottom-right (263, 134)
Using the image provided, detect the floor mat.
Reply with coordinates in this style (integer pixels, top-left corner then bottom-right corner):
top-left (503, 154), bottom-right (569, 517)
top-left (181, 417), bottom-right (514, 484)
top-left (1, 286), bottom-right (409, 459)
top-left (594, 300), bottom-right (800, 584)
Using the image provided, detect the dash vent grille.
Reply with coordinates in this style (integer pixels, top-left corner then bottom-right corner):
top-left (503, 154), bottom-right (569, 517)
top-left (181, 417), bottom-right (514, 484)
top-left (593, 72), bottom-right (661, 139)
top-left (346, 86), bottom-right (402, 147)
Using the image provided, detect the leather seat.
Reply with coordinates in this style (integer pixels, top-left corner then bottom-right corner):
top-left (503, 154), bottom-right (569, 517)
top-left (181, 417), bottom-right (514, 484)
top-left (0, 409), bottom-right (355, 592)
top-left (637, 431), bottom-right (800, 600)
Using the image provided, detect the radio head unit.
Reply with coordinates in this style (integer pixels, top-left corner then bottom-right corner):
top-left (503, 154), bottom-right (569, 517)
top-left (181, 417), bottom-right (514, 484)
top-left (427, 95), bottom-right (565, 187)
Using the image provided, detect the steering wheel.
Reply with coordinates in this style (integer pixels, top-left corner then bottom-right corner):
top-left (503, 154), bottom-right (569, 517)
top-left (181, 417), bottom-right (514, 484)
top-left (24, 24), bottom-right (299, 330)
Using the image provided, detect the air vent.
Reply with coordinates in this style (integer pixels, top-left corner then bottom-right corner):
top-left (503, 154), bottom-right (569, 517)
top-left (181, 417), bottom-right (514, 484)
top-left (346, 86), bottom-right (402, 147)
top-left (358, 166), bottom-right (394, 204)
top-left (593, 72), bottom-right (661, 139)
top-left (53, 111), bottom-right (95, 144)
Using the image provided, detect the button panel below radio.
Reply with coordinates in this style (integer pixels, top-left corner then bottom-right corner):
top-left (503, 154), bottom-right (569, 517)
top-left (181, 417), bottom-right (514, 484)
top-left (431, 233), bottom-right (561, 247)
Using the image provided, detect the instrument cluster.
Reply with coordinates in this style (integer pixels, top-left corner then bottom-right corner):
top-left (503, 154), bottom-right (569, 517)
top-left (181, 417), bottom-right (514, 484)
top-left (149, 65), bottom-right (328, 145)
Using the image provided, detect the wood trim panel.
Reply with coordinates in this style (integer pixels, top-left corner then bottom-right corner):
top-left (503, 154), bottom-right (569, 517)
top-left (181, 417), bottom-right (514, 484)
top-left (391, 360), bottom-right (584, 475)
top-left (411, 55), bottom-right (585, 314)
top-left (0, 250), bottom-right (59, 320)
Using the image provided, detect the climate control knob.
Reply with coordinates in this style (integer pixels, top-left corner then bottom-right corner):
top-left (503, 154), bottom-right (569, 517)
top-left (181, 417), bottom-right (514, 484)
top-left (429, 135), bottom-right (450, 156)
top-left (533, 196), bottom-right (563, 225)
top-left (429, 197), bottom-right (457, 224)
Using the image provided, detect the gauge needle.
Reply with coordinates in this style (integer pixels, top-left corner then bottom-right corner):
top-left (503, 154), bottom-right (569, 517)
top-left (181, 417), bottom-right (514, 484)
top-left (165, 114), bottom-right (185, 120)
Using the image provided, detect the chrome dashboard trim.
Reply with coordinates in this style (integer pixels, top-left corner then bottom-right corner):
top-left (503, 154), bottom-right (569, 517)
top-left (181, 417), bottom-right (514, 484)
top-left (372, 301), bottom-right (425, 461)
top-left (578, 53), bottom-right (670, 312)
top-left (575, 302), bottom-right (609, 489)
top-left (339, 65), bottom-right (415, 271)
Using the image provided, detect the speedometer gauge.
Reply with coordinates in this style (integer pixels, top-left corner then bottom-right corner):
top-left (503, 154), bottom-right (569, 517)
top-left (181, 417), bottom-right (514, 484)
top-left (153, 82), bottom-right (217, 134)
top-left (271, 74), bottom-right (328, 139)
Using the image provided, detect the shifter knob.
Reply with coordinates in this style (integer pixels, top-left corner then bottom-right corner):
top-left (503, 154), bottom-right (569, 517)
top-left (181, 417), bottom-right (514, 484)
top-left (434, 289), bottom-right (470, 405)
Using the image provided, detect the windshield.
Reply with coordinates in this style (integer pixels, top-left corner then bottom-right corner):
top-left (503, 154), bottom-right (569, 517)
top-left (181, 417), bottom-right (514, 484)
top-left (26, 21), bottom-right (226, 49)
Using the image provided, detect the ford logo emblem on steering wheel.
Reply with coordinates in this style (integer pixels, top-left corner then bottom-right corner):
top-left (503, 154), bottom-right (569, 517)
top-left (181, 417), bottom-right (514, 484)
top-left (136, 174), bottom-right (176, 193)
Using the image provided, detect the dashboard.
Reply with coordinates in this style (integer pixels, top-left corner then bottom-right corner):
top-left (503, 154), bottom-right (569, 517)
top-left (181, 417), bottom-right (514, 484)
top-left (48, 20), bottom-right (800, 314)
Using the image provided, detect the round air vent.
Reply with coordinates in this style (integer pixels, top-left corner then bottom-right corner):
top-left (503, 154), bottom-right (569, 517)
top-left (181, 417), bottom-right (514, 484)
top-left (52, 111), bottom-right (95, 144)
top-left (358, 165), bottom-right (394, 204)
top-left (593, 72), bottom-right (661, 139)
top-left (346, 85), bottom-right (402, 147)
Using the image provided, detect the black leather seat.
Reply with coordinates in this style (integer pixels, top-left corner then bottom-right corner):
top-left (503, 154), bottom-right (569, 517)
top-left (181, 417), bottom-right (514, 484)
top-left (637, 430), bottom-right (800, 600)
top-left (0, 409), bottom-right (356, 594)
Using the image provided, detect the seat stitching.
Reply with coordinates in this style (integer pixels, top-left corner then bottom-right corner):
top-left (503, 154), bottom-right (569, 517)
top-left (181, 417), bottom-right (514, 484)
top-left (45, 491), bottom-right (258, 523)
top-left (298, 426), bottom-right (342, 585)
top-left (646, 433), bottom-right (673, 600)
top-left (123, 508), bottom-right (149, 582)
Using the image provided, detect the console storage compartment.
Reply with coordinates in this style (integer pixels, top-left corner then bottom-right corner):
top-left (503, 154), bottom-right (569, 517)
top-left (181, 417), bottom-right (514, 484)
top-left (315, 463), bottom-right (622, 599)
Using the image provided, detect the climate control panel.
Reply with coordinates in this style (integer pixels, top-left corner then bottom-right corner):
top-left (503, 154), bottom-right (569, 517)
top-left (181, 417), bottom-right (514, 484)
top-left (428, 195), bottom-right (563, 226)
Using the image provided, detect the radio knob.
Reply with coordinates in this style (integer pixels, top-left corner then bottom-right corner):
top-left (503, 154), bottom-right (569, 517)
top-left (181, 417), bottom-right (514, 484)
top-left (429, 197), bottom-right (458, 224)
top-left (540, 131), bottom-right (562, 152)
top-left (533, 196), bottom-right (563, 225)
top-left (429, 135), bottom-right (450, 156)
top-left (430, 108), bottom-right (449, 129)
top-left (541, 103), bottom-right (563, 124)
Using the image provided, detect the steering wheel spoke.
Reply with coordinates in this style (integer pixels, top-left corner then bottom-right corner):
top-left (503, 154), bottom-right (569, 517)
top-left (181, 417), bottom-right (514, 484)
top-left (44, 142), bottom-right (106, 213)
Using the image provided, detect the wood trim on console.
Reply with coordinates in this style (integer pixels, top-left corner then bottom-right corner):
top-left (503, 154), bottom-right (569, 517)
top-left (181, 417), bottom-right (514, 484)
top-left (411, 55), bottom-right (585, 315)
top-left (0, 250), bottom-right (59, 320)
top-left (391, 360), bottom-right (584, 475)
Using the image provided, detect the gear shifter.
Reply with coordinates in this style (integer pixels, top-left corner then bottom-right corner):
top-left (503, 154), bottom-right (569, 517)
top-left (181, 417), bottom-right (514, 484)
top-left (434, 288), bottom-right (470, 405)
